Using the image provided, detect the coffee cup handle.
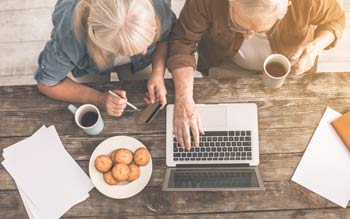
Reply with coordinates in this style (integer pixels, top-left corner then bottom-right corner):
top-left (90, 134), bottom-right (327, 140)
top-left (68, 104), bottom-right (77, 114)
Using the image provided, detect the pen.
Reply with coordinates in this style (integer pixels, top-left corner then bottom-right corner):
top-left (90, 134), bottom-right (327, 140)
top-left (108, 90), bottom-right (140, 111)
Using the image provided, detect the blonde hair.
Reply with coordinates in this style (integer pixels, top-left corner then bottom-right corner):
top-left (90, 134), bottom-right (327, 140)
top-left (232, 0), bottom-right (288, 19)
top-left (74, 0), bottom-right (160, 69)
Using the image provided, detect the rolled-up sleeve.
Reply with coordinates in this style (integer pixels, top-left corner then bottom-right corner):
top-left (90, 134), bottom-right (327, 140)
top-left (166, 0), bottom-right (210, 73)
top-left (155, 0), bottom-right (177, 43)
top-left (34, 39), bottom-right (75, 86)
top-left (309, 0), bottom-right (346, 50)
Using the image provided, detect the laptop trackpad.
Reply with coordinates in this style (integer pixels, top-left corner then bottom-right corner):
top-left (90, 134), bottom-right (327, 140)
top-left (198, 106), bottom-right (227, 131)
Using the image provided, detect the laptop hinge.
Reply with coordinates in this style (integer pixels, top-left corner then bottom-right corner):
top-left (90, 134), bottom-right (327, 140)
top-left (175, 164), bottom-right (250, 168)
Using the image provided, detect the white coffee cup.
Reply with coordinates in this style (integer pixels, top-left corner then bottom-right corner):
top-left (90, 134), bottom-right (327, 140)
top-left (262, 54), bottom-right (291, 89)
top-left (68, 104), bottom-right (104, 135)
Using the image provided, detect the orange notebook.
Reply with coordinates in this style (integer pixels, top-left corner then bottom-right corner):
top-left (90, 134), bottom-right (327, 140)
top-left (331, 112), bottom-right (350, 151)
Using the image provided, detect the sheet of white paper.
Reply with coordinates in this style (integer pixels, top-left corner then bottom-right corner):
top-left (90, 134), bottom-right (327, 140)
top-left (292, 107), bottom-right (350, 208)
top-left (2, 125), bottom-right (47, 158)
top-left (17, 184), bottom-right (40, 219)
top-left (1, 126), bottom-right (93, 218)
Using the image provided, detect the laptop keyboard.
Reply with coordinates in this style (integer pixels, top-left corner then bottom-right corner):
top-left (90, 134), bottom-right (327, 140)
top-left (173, 131), bottom-right (252, 161)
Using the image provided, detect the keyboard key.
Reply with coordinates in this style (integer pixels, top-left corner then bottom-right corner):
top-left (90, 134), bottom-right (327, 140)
top-left (213, 158), bottom-right (218, 160)
top-left (212, 148), bottom-right (216, 152)
top-left (201, 147), bottom-right (205, 152)
top-left (193, 153), bottom-right (198, 157)
top-left (224, 157), bottom-right (229, 160)
top-left (187, 153), bottom-right (192, 157)
top-left (241, 131), bottom-right (245, 136)
top-left (242, 152), bottom-right (246, 156)
top-left (231, 152), bottom-right (235, 156)
top-left (228, 147), bottom-right (233, 151)
top-left (195, 148), bottom-right (200, 152)
top-left (209, 153), bottom-right (214, 157)
top-left (174, 158), bottom-right (178, 161)
top-left (174, 153), bottom-right (181, 157)
top-left (239, 147), bottom-right (243, 151)
top-left (216, 142), bottom-right (220, 146)
top-left (205, 131), bottom-right (228, 136)
top-left (214, 152), bottom-right (219, 157)
top-left (206, 148), bottom-right (210, 152)
top-left (218, 137), bottom-right (222, 141)
top-left (247, 152), bottom-right (252, 156)
top-left (185, 158), bottom-right (189, 161)
top-left (245, 137), bottom-right (251, 141)
top-left (204, 152), bottom-right (209, 157)
top-left (247, 131), bottom-right (251, 136)
top-left (199, 143), bottom-right (204, 147)
top-left (247, 156), bottom-right (252, 160)
top-left (234, 137), bottom-right (239, 141)
top-left (179, 148), bottom-right (184, 152)
top-left (223, 147), bottom-right (227, 152)
top-left (210, 142), bottom-right (215, 146)
top-left (237, 152), bottom-right (241, 157)
top-left (181, 153), bottom-right (186, 157)
top-left (218, 158), bottom-right (224, 160)
top-left (240, 137), bottom-right (245, 141)
top-left (220, 152), bottom-right (224, 157)
top-left (179, 158), bottom-right (184, 161)
top-left (174, 148), bottom-right (179, 152)
top-left (229, 131), bottom-right (235, 136)
top-left (229, 137), bottom-right (234, 141)
top-left (233, 147), bottom-right (238, 151)
top-left (201, 158), bottom-right (207, 160)
top-left (190, 148), bottom-right (194, 152)
top-left (221, 142), bottom-right (225, 146)
top-left (235, 131), bottom-right (240, 136)
top-left (244, 147), bottom-right (251, 151)
top-left (243, 142), bottom-right (251, 146)
top-left (237, 142), bottom-right (242, 146)
top-left (213, 137), bottom-right (217, 141)
top-left (217, 148), bottom-right (222, 152)
top-left (224, 137), bottom-right (228, 141)
top-left (207, 137), bottom-right (212, 141)
top-left (196, 158), bottom-right (201, 161)
top-left (198, 153), bottom-right (203, 157)
top-left (225, 152), bottom-right (230, 156)
top-left (232, 142), bottom-right (236, 146)
top-left (190, 158), bottom-right (195, 160)
top-left (227, 142), bottom-right (231, 146)
top-left (205, 143), bottom-right (209, 147)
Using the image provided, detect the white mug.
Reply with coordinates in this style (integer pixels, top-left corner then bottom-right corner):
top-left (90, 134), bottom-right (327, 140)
top-left (262, 54), bottom-right (291, 89)
top-left (68, 104), bottom-right (104, 135)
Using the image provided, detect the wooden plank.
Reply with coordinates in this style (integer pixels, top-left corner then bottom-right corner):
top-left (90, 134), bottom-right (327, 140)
top-left (0, 181), bottom-right (345, 218)
top-left (3, 73), bottom-right (350, 111)
top-left (0, 96), bottom-right (347, 138)
top-left (123, 209), bottom-right (350, 219)
top-left (0, 8), bottom-right (52, 43)
top-left (0, 0), bottom-right (56, 11)
top-left (0, 153), bottom-right (300, 190)
top-left (0, 41), bottom-right (45, 77)
top-left (0, 127), bottom-right (314, 158)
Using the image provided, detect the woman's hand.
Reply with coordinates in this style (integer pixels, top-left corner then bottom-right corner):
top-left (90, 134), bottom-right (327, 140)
top-left (290, 42), bottom-right (321, 75)
top-left (97, 90), bottom-right (127, 117)
top-left (144, 73), bottom-right (167, 108)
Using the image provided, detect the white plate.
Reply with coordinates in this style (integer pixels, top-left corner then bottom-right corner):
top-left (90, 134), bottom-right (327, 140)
top-left (89, 136), bottom-right (152, 199)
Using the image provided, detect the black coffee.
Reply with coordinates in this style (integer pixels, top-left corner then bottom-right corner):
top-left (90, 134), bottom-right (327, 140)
top-left (81, 111), bottom-right (98, 127)
top-left (266, 62), bottom-right (287, 77)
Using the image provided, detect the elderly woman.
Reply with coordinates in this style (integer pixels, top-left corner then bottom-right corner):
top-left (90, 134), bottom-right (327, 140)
top-left (34, 0), bottom-right (176, 117)
top-left (167, 0), bottom-right (346, 149)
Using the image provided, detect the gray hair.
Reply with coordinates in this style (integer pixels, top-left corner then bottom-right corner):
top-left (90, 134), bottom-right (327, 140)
top-left (232, 0), bottom-right (289, 19)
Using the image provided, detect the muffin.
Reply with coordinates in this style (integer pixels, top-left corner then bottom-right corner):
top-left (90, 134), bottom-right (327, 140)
top-left (103, 171), bottom-right (119, 185)
top-left (94, 155), bottom-right (113, 173)
top-left (112, 163), bottom-right (130, 182)
top-left (128, 163), bottom-right (141, 181)
top-left (134, 147), bottom-right (150, 166)
top-left (114, 149), bottom-right (133, 165)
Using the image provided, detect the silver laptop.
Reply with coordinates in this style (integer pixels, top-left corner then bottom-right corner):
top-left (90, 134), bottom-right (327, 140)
top-left (162, 103), bottom-right (264, 191)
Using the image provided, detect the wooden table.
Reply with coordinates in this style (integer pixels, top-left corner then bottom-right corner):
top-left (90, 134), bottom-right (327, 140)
top-left (1, 73), bottom-right (350, 218)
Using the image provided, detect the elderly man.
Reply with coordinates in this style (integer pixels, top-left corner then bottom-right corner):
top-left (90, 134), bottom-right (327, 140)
top-left (167, 0), bottom-right (346, 150)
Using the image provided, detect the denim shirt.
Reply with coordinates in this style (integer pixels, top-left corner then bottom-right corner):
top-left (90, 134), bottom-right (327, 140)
top-left (34, 0), bottom-right (176, 86)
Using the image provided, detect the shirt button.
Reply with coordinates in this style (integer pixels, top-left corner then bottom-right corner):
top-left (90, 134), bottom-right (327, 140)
top-left (41, 64), bottom-right (45, 69)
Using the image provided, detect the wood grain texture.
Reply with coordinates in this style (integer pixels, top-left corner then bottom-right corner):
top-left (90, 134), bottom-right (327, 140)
top-left (1, 73), bottom-right (350, 218)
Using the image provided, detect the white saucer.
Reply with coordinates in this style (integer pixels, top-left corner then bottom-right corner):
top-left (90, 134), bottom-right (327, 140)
top-left (89, 136), bottom-right (152, 199)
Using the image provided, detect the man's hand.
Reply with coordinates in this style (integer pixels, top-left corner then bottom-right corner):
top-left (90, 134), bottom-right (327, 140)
top-left (173, 96), bottom-right (204, 150)
top-left (290, 42), bottom-right (321, 75)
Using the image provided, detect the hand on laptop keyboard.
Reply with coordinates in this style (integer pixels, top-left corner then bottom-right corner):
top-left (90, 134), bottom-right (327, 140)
top-left (173, 98), bottom-right (205, 150)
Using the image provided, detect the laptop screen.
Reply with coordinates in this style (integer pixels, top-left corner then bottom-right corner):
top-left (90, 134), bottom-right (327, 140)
top-left (167, 168), bottom-right (260, 189)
